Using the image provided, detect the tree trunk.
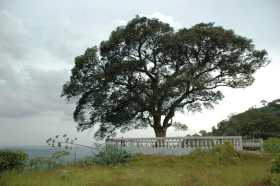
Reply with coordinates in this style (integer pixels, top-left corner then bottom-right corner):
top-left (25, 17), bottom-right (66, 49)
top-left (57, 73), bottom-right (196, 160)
top-left (154, 127), bottom-right (166, 147)
top-left (153, 114), bottom-right (167, 137)
top-left (153, 114), bottom-right (167, 147)
top-left (154, 127), bottom-right (167, 137)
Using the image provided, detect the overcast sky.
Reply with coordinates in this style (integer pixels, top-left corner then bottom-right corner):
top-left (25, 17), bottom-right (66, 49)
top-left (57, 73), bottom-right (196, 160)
top-left (0, 0), bottom-right (279, 146)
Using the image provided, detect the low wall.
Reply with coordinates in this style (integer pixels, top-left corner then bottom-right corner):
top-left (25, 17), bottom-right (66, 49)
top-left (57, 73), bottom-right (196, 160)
top-left (106, 136), bottom-right (246, 155)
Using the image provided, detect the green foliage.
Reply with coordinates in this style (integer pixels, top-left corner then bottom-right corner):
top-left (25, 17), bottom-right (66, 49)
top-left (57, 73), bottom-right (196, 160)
top-left (210, 142), bottom-right (240, 164)
top-left (62, 15), bottom-right (268, 139)
top-left (212, 99), bottom-right (280, 139)
top-left (264, 138), bottom-right (280, 154)
top-left (189, 142), bottom-right (240, 165)
top-left (28, 150), bottom-right (70, 170)
top-left (271, 154), bottom-right (280, 174)
top-left (93, 146), bottom-right (132, 165)
top-left (28, 157), bottom-right (58, 170)
top-left (270, 174), bottom-right (280, 186)
top-left (0, 150), bottom-right (28, 172)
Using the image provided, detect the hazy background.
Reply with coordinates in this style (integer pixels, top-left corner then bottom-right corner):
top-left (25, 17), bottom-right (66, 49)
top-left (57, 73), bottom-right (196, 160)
top-left (0, 0), bottom-right (279, 146)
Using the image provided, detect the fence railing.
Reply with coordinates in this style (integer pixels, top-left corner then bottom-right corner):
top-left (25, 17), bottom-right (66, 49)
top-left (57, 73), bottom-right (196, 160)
top-left (106, 136), bottom-right (245, 155)
top-left (242, 138), bottom-right (264, 151)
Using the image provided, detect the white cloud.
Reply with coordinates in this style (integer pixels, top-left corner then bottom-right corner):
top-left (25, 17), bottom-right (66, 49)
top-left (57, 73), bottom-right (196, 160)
top-left (141, 12), bottom-right (182, 29)
top-left (112, 12), bottom-right (182, 30)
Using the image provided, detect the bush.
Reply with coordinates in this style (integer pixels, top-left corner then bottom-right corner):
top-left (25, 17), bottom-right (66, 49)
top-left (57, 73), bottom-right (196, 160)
top-left (211, 142), bottom-right (240, 163)
top-left (28, 150), bottom-right (70, 170)
top-left (264, 138), bottom-right (280, 154)
top-left (28, 157), bottom-right (58, 170)
top-left (0, 150), bottom-right (28, 172)
top-left (189, 142), bottom-right (240, 165)
top-left (93, 145), bottom-right (131, 165)
top-left (271, 154), bottom-right (280, 174)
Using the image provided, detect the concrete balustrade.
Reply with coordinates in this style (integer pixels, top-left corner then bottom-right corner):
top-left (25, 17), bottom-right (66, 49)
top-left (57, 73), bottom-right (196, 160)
top-left (105, 136), bottom-right (252, 155)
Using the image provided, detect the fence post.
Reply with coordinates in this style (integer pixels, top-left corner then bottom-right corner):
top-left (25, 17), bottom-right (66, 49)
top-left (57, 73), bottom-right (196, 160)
top-left (260, 138), bottom-right (264, 152)
top-left (239, 136), bottom-right (243, 151)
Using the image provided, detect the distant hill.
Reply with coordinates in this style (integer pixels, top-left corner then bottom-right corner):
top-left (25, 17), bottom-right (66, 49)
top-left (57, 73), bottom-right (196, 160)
top-left (211, 99), bottom-right (280, 139)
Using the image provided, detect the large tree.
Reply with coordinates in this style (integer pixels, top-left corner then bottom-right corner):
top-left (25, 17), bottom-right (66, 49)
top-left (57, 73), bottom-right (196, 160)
top-left (62, 16), bottom-right (268, 139)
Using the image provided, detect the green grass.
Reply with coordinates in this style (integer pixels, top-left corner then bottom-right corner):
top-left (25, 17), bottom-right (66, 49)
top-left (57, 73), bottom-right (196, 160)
top-left (0, 152), bottom-right (276, 186)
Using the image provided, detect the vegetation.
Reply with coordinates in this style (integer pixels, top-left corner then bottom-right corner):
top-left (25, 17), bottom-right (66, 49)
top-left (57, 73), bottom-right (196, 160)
top-left (263, 138), bottom-right (280, 176)
top-left (93, 146), bottom-right (131, 165)
top-left (0, 145), bottom-right (276, 186)
top-left (62, 15), bottom-right (268, 139)
top-left (271, 154), bottom-right (280, 174)
top-left (264, 138), bottom-right (280, 154)
top-left (28, 157), bottom-right (59, 171)
top-left (212, 99), bottom-right (280, 139)
top-left (0, 150), bottom-right (28, 172)
top-left (28, 151), bottom-right (70, 170)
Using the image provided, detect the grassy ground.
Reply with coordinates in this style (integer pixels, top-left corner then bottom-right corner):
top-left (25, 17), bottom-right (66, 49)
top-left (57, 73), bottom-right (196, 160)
top-left (0, 152), bottom-right (277, 186)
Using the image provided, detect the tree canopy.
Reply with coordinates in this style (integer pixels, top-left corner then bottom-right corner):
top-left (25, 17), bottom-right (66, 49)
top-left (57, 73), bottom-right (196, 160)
top-left (211, 99), bottom-right (280, 139)
top-left (62, 16), bottom-right (268, 139)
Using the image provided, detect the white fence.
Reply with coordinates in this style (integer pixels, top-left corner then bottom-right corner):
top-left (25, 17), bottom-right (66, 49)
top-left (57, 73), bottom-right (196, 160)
top-left (242, 138), bottom-right (264, 151)
top-left (106, 136), bottom-right (245, 155)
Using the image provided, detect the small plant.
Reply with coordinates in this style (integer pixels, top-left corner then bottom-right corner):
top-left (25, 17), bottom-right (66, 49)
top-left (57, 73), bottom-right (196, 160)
top-left (46, 134), bottom-right (95, 162)
top-left (46, 134), bottom-right (78, 150)
top-left (0, 150), bottom-right (28, 172)
top-left (93, 145), bottom-right (131, 165)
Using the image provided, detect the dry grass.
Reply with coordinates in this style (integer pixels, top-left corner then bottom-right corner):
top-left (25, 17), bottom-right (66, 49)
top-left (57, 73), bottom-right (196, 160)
top-left (0, 152), bottom-right (277, 186)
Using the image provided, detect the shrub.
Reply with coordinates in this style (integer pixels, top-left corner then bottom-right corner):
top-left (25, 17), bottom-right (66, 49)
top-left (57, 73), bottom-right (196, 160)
top-left (28, 150), bottom-right (70, 170)
top-left (189, 142), bottom-right (240, 165)
top-left (0, 150), bottom-right (28, 172)
top-left (271, 154), bottom-right (280, 174)
top-left (208, 142), bottom-right (240, 165)
top-left (264, 138), bottom-right (280, 154)
top-left (28, 157), bottom-right (58, 170)
top-left (93, 145), bottom-right (131, 165)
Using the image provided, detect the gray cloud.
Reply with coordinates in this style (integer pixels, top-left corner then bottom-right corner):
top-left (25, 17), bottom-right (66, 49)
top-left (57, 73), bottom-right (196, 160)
top-left (0, 66), bottom-right (71, 118)
top-left (0, 11), bottom-right (31, 59)
top-left (0, 10), bottom-right (75, 119)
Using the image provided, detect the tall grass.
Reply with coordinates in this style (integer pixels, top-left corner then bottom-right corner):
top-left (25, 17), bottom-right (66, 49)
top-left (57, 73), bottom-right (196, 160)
top-left (0, 147), bottom-right (274, 186)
